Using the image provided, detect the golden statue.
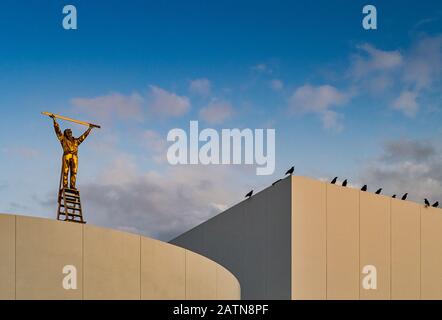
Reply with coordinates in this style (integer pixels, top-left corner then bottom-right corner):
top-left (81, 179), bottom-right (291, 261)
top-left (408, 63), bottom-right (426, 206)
top-left (51, 115), bottom-right (93, 189)
top-left (43, 112), bottom-right (100, 190)
top-left (43, 112), bottom-right (100, 223)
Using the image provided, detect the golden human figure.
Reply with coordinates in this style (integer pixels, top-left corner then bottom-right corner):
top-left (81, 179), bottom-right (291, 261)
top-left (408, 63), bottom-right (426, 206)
top-left (50, 114), bottom-right (93, 189)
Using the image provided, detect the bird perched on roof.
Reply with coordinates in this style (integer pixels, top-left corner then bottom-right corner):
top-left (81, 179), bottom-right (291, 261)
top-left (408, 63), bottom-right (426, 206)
top-left (342, 179), bottom-right (348, 187)
top-left (392, 194), bottom-right (397, 198)
top-left (285, 166), bottom-right (294, 175)
top-left (424, 198), bottom-right (430, 207)
top-left (433, 201), bottom-right (439, 208)
top-left (272, 179), bottom-right (282, 186)
top-left (361, 185), bottom-right (367, 191)
top-left (331, 177), bottom-right (338, 184)
top-left (245, 190), bottom-right (253, 199)
top-left (401, 193), bottom-right (408, 200)
top-left (375, 188), bottom-right (382, 195)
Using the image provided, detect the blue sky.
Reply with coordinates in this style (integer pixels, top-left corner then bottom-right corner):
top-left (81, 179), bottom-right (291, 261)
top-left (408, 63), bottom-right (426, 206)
top-left (0, 0), bottom-right (441, 240)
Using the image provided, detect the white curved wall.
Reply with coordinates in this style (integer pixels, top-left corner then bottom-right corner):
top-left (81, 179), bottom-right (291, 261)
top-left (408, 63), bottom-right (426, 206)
top-left (0, 213), bottom-right (240, 300)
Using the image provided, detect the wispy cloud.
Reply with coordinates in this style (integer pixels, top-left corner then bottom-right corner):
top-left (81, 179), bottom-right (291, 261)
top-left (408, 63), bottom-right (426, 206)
top-left (269, 79), bottom-right (284, 91)
top-left (0, 182), bottom-right (8, 191)
top-left (2, 146), bottom-right (39, 160)
top-left (71, 92), bottom-right (144, 123)
top-left (359, 138), bottom-right (442, 202)
top-left (251, 63), bottom-right (272, 74)
top-left (148, 85), bottom-right (190, 118)
top-left (288, 84), bottom-right (351, 131)
top-left (392, 90), bottom-right (419, 117)
top-left (189, 78), bottom-right (211, 96)
top-left (77, 156), bottom-right (244, 240)
top-left (349, 43), bottom-right (403, 79)
top-left (402, 35), bottom-right (442, 90)
top-left (347, 36), bottom-right (442, 117)
top-left (142, 130), bottom-right (168, 163)
top-left (199, 100), bottom-right (234, 124)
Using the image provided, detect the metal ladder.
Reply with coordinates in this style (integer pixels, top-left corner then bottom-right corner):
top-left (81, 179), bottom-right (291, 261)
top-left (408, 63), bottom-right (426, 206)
top-left (57, 187), bottom-right (86, 224)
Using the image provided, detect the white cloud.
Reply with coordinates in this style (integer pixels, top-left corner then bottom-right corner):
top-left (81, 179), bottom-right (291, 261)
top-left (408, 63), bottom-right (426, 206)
top-left (392, 90), bottom-right (419, 117)
top-left (142, 130), bottom-right (168, 163)
top-left (350, 43), bottom-right (403, 78)
top-left (251, 63), bottom-right (272, 74)
top-left (148, 85), bottom-right (190, 118)
top-left (402, 35), bottom-right (442, 90)
top-left (71, 92), bottom-right (143, 123)
top-left (0, 182), bottom-right (7, 191)
top-left (381, 139), bottom-right (436, 163)
top-left (78, 157), bottom-right (245, 240)
top-left (270, 79), bottom-right (284, 91)
top-left (348, 36), bottom-right (442, 117)
top-left (288, 84), bottom-right (350, 130)
top-left (2, 146), bottom-right (39, 160)
top-left (189, 78), bottom-right (211, 96)
top-left (321, 110), bottom-right (343, 132)
top-left (359, 138), bottom-right (442, 202)
top-left (199, 100), bottom-right (234, 124)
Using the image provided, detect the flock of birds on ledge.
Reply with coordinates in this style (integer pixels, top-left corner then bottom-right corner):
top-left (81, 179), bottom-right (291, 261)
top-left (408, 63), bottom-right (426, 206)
top-left (245, 166), bottom-right (439, 209)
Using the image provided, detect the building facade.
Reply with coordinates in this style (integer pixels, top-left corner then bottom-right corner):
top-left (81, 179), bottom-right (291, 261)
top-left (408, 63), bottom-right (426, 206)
top-left (0, 214), bottom-right (240, 300)
top-left (171, 175), bottom-right (442, 300)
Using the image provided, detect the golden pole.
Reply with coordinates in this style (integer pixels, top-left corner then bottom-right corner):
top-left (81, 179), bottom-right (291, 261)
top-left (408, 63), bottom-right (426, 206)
top-left (42, 111), bottom-right (101, 128)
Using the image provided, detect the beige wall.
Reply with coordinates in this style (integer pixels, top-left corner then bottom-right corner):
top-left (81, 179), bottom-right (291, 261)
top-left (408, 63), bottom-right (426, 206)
top-left (359, 192), bottom-right (391, 300)
top-left (0, 215), bottom-right (15, 300)
top-left (172, 175), bottom-right (442, 300)
top-left (326, 183), bottom-right (360, 299)
top-left (83, 225), bottom-right (140, 300)
top-left (141, 238), bottom-right (186, 299)
top-left (292, 176), bottom-right (442, 300)
top-left (0, 214), bottom-right (240, 300)
top-left (421, 207), bottom-right (442, 299)
top-left (391, 200), bottom-right (420, 299)
top-left (16, 216), bottom-right (83, 300)
top-left (291, 176), bottom-right (326, 300)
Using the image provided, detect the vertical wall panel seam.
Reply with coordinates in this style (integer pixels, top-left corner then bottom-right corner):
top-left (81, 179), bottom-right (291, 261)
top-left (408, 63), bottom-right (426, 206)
top-left (265, 188), bottom-right (268, 299)
top-left (14, 215), bottom-right (16, 300)
top-left (290, 178), bottom-right (293, 299)
top-left (290, 178), bottom-right (293, 300)
top-left (389, 200), bottom-right (392, 300)
top-left (215, 266), bottom-right (218, 299)
top-left (419, 207), bottom-right (422, 300)
top-left (139, 236), bottom-right (141, 300)
top-left (82, 225), bottom-right (84, 300)
top-left (268, 186), bottom-right (271, 299)
top-left (325, 184), bottom-right (328, 300)
top-left (184, 250), bottom-right (187, 300)
top-left (358, 191), bottom-right (360, 300)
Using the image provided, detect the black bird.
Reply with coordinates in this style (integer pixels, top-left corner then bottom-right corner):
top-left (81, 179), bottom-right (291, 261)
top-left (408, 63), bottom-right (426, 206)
top-left (401, 193), bottom-right (408, 200)
top-left (245, 190), bottom-right (253, 198)
top-left (342, 179), bottom-right (348, 187)
top-left (392, 194), bottom-right (397, 198)
top-left (285, 166), bottom-right (294, 175)
top-left (432, 201), bottom-right (439, 208)
top-left (375, 188), bottom-right (382, 195)
top-left (361, 185), bottom-right (367, 191)
top-left (424, 198), bottom-right (430, 207)
top-left (272, 179), bottom-right (282, 186)
top-left (331, 177), bottom-right (338, 184)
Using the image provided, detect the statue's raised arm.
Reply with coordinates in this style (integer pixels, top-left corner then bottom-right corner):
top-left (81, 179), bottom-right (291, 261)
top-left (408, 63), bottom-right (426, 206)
top-left (51, 115), bottom-right (63, 141)
top-left (76, 126), bottom-right (93, 145)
